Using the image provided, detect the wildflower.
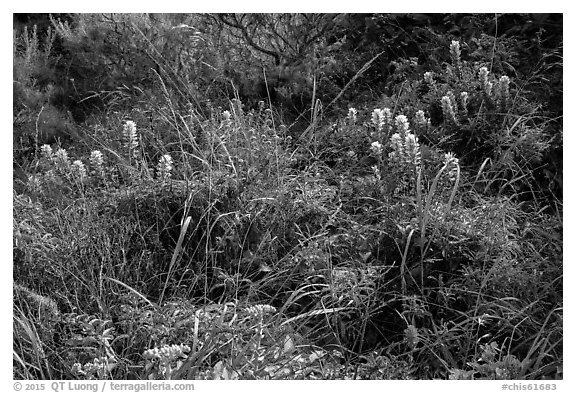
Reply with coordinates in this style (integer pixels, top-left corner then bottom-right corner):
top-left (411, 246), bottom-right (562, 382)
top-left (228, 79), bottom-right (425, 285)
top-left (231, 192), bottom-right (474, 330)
top-left (370, 141), bottom-right (383, 156)
top-left (478, 67), bottom-right (492, 96)
top-left (389, 131), bottom-right (421, 168)
top-left (53, 148), bottom-right (70, 173)
top-left (404, 133), bottom-right (421, 166)
top-left (40, 144), bottom-right (53, 160)
top-left (89, 150), bottom-right (103, 168)
top-left (371, 165), bottom-right (381, 181)
top-left (423, 71), bottom-right (434, 85)
top-left (122, 120), bottom-right (139, 151)
top-left (478, 67), bottom-right (489, 85)
top-left (54, 148), bottom-right (69, 164)
top-left (71, 160), bottom-right (87, 181)
top-left (444, 152), bottom-right (459, 166)
top-left (389, 133), bottom-right (404, 160)
top-left (476, 313), bottom-right (489, 326)
top-left (346, 150), bottom-right (357, 160)
top-left (77, 356), bottom-right (113, 379)
top-left (443, 152), bottom-right (460, 183)
top-left (441, 95), bottom-right (458, 125)
top-left (460, 92), bottom-right (469, 112)
top-left (89, 150), bottom-right (105, 177)
top-left (485, 81), bottom-right (493, 96)
top-left (371, 108), bottom-right (392, 132)
top-left (144, 344), bottom-right (191, 363)
top-left (246, 304), bottom-right (277, 316)
top-left (26, 175), bottom-right (43, 194)
top-left (222, 110), bottom-right (232, 127)
top-left (450, 40), bottom-right (462, 73)
top-left (450, 40), bottom-right (461, 60)
top-left (71, 363), bottom-right (86, 376)
top-left (347, 107), bottom-right (358, 124)
top-left (394, 115), bottom-right (410, 137)
top-left (157, 154), bottom-right (173, 181)
top-left (414, 110), bottom-right (428, 127)
top-left (447, 90), bottom-right (457, 107)
top-left (404, 325), bottom-right (419, 349)
top-left (498, 75), bottom-right (511, 108)
top-left (43, 170), bottom-right (58, 185)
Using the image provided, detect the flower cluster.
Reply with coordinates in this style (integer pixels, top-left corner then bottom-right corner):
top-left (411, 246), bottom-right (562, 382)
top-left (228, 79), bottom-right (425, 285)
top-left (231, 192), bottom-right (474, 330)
top-left (54, 148), bottom-right (70, 173)
top-left (89, 150), bottom-right (105, 178)
top-left (414, 110), bottom-right (430, 129)
top-left (71, 356), bottom-right (113, 380)
top-left (371, 108), bottom-right (392, 133)
top-left (157, 154), bottom-right (173, 181)
top-left (347, 107), bottom-right (358, 124)
top-left (143, 344), bottom-right (191, 363)
top-left (40, 144), bottom-right (53, 160)
top-left (389, 115), bottom-right (421, 169)
top-left (26, 175), bottom-right (43, 194)
top-left (478, 67), bottom-right (493, 96)
top-left (123, 120), bottom-right (139, 153)
top-left (394, 115), bottom-right (410, 138)
top-left (245, 304), bottom-right (277, 316)
top-left (460, 92), bottom-right (469, 113)
top-left (370, 141), bottom-right (383, 156)
top-left (496, 75), bottom-right (511, 109)
top-left (450, 40), bottom-right (462, 74)
top-left (423, 71), bottom-right (435, 85)
top-left (404, 324), bottom-right (419, 349)
top-left (441, 94), bottom-right (459, 125)
top-left (443, 152), bottom-right (460, 184)
top-left (71, 160), bottom-right (87, 182)
top-left (222, 110), bottom-right (232, 127)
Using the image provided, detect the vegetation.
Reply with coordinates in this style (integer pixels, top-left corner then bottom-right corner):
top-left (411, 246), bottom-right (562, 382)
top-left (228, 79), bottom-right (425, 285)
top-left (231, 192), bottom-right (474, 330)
top-left (13, 13), bottom-right (562, 380)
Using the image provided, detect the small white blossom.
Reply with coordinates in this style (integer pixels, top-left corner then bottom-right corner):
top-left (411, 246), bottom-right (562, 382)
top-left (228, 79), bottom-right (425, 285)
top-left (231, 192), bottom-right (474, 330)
top-left (394, 115), bottom-right (410, 136)
top-left (389, 130), bottom-right (421, 169)
top-left (478, 67), bottom-right (492, 96)
top-left (371, 108), bottom-right (392, 132)
top-left (441, 95), bottom-right (458, 125)
top-left (423, 71), bottom-right (434, 84)
top-left (71, 160), bottom-right (87, 181)
top-left (144, 344), bottom-right (190, 363)
top-left (478, 67), bottom-right (489, 83)
top-left (404, 325), bottom-right (419, 349)
top-left (222, 110), bottom-right (232, 126)
top-left (157, 154), bottom-right (173, 181)
top-left (450, 40), bottom-right (461, 68)
top-left (347, 107), bottom-right (358, 123)
top-left (404, 134), bottom-right (421, 166)
top-left (246, 304), bottom-right (277, 316)
top-left (460, 92), bottom-right (469, 110)
top-left (370, 141), bottom-right (383, 156)
top-left (443, 152), bottom-right (460, 183)
top-left (89, 150), bottom-right (103, 167)
top-left (123, 120), bottom-right (139, 151)
top-left (498, 76), bottom-right (511, 107)
top-left (485, 81), bottom-right (493, 96)
top-left (53, 148), bottom-right (70, 173)
top-left (414, 110), bottom-right (428, 127)
top-left (26, 175), bottom-right (43, 194)
top-left (40, 144), bottom-right (53, 160)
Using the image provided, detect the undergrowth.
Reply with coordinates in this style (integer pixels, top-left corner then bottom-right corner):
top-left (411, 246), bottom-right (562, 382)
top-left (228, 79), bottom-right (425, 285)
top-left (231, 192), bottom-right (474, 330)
top-left (13, 14), bottom-right (562, 380)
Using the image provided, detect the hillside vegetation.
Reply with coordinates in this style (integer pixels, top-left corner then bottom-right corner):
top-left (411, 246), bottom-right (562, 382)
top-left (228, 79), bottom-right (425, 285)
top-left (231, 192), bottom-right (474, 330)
top-left (13, 13), bottom-right (562, 380)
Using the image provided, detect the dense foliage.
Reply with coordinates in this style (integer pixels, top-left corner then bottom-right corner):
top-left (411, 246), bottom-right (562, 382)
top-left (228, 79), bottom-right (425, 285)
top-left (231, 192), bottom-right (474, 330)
top-left (13, 13), bottom-right (562, 380)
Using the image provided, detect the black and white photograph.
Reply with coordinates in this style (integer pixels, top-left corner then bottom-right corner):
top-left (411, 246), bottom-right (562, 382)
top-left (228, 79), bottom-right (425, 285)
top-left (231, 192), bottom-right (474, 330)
top-left (12, 11), bottom-right (563, 384)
